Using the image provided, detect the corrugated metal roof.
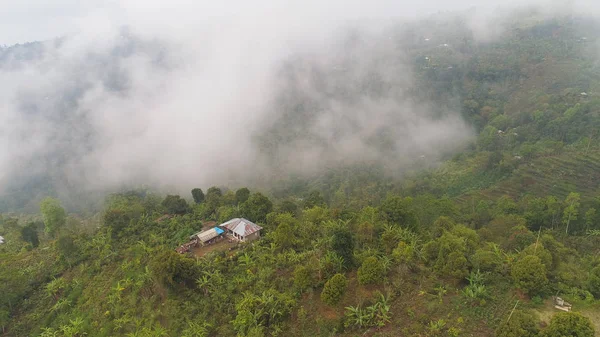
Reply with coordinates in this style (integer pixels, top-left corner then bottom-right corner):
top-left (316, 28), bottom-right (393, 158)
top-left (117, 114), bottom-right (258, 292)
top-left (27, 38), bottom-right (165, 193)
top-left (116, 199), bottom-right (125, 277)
top-left (196, 228), bottom-right (220, 243)
top-left (219, 218), bottom-right (262, 237)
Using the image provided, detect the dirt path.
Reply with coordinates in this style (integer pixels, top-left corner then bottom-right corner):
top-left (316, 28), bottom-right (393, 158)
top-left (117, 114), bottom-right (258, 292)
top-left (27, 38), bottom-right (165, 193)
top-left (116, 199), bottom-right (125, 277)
top-left (190, 239), bottom-right (238, 257)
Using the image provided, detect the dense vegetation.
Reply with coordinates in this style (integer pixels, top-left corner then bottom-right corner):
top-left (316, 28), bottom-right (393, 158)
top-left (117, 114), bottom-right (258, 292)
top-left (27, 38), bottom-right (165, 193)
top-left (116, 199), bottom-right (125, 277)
top-left (2, 13), bottom-right (600, 337)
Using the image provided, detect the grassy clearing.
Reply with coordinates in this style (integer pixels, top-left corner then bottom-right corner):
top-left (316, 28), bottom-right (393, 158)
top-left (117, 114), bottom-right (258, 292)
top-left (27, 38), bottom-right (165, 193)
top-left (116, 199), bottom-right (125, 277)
top-left (532, 300), bottom-right (600, 336)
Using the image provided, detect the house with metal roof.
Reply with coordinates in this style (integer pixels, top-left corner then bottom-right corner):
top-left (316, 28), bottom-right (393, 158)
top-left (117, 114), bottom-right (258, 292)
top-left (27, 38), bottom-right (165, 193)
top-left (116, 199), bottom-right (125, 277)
top-left (219, 218), bottom-right (263, 242)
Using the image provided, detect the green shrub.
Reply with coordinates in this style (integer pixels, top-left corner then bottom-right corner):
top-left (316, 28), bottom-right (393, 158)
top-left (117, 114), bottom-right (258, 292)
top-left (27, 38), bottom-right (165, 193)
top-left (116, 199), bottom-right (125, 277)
top-left (496, 310), bottom-right (539, 337)
top-left (471, 249), bottom-right (502, 273)
top-left (150, 250), bottom-right (199, 289)
top-left (542, 312), bottom-right (594, 337)
top-left (392, 241), bottom-right (416, 266)
top-left (321, 274), bottom-right (348, 306)
top-left (441, 251), bottom-right (470, 280)
top-left (357, 256), bottom-right (384, 285)
top-left (293, 266), bottom-right (313, 292)
top-left (511, 255), bottom-right (548, 296)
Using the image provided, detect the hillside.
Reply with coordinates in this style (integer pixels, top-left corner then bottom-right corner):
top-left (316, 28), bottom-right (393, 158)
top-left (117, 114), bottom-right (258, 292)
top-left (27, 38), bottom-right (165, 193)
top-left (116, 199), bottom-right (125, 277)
top-left (2, 13), bottom-right (600, 337)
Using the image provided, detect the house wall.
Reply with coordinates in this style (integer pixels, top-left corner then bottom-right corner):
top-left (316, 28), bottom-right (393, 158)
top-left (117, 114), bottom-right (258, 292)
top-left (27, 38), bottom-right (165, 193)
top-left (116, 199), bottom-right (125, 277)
top-left (244, 231), bottom-right (260, 242)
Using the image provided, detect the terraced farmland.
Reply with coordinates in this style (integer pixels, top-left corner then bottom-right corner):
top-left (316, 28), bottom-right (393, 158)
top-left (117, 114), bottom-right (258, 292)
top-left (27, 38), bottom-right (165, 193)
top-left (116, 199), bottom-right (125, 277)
top-left (458, 149), bottom-right (600, 203)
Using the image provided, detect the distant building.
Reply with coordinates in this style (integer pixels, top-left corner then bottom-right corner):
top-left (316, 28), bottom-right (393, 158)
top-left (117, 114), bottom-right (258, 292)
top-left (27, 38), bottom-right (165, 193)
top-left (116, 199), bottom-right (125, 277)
top-left (219, 218), bottom-right (263, 242)
top-left (0, 236), bottom-right (4, 244)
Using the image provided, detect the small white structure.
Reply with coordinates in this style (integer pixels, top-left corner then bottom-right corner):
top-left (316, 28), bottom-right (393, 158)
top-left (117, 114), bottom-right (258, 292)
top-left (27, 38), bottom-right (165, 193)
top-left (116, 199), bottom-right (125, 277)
top-left (581, 92), bottom-right (588, 96)
top-left (554, 297), bottom-right (572, 312)
top-left (0, 235), bottom-right (4, 244)
top-left (219, 218), bottom-right (263, 242)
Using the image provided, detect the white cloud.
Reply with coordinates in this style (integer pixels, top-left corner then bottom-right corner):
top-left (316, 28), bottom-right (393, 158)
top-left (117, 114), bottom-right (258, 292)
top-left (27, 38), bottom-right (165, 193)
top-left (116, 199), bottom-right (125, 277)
top-left (0, 0), bottom-right (599, 205)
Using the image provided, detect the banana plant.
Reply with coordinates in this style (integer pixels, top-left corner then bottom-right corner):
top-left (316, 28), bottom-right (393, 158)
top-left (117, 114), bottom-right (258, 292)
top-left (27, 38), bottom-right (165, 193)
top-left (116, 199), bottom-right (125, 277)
top-left (238, 252), bottom-right (253, 267)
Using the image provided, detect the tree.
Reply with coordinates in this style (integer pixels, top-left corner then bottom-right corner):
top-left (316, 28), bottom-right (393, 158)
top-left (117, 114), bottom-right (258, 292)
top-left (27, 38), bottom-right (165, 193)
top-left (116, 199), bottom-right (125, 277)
top-left (563, 192), bottom-right (581, 234)
top-left (240, 193), bottom-right (273, 223)
top-left (205, 187), bottom-right (223, 202)
top-left (191, 188), bottom-right (205, 204)
top-left (56, 235), bottom-right (79, 266)
top-left (103, 208), bottom-right (132, 238)
top-left (424, 230), bottom-right (471, 279)
top-left (150, 250), bottom-right (199, 289)
top-left (392, 241), bottom-right (416, 267)
top-left (331, 228), bottom-right (355, 268)
top-left (589, 266), bottom-right (600, 299)
top-left (486, 151), bottom-right (504, 170)
top-left (321, 274), bottom-right (347, 306)
top-left (451, 224), bottom-right (480, 254)
top-left (494, 195), bottom-right (519, 216)
top-left (142, 192), bottom-right (163, 214)
top-left (203, 187), bottom-right (223, 218)
top-left (432, 216), bottom-right (455, 238)
top-left (357, 222), bottom-right (375, 247)
top-left (442, 251), bottom-right (470, 280)
top-left (20, 222), bottom-right (39, 248)
top-left (477, 125), bottom-right (500, 151)
top-left (584, 208), bottom-right (596, 231)
top-left (217, 206), bottom-right (238, 223)
top-left (519, 244), bottom-right (553, 272)
top-left (496, 310), bottom-right (539, 337)
top-left (162, 195), bottom-right (190, 215)
top-left (40, 197), bottom-right (66, 237)
top-left (218, 191), bottom-right (235, 206)
top-left (235, 188), bottom-right (250, 205)
top-left (511, 255), bottom-right (548, 296)
top-left (303, 191), bottom-right (325, 209)
top-left (293, 266), bottom-right (313, 292)
top-left (0, 309), bottom-right (9, 334)
top-left (472, 248), bottom-right (502, 273)
top-left (546, 196), bottom-right (561, 229)
top-left (379, 195), bottom-right (417, 229)
top-left (524, 197), bottom-right (548, 231)
top-left (357, 256), bottom-right (384, 285)
top-left (542, 312), bottom-right (594, 337)
top-left (273, 222), bottom-right (294, 250)
top-left (277, 199), bottom-right (298, 215)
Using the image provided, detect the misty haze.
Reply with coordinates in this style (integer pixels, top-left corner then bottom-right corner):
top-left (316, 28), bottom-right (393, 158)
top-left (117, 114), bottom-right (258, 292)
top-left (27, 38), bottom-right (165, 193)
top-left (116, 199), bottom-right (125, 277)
top-left (2, 0), bottom-right (600, 336)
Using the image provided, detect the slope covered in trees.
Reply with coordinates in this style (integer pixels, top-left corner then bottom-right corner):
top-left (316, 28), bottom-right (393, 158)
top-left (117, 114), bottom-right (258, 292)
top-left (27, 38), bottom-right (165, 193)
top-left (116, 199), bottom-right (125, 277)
top-left (2, 13), bottom-right (600, 337)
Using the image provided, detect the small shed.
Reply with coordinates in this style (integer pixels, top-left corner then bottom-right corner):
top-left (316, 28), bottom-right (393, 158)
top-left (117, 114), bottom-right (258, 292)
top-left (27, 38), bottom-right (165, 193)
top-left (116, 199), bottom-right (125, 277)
top-left (191, 227), bottom-right (225, 245)
top-left (219, 218), bottom-right (263, 242)
top-left (0, 236), bottom-right (4, 244)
